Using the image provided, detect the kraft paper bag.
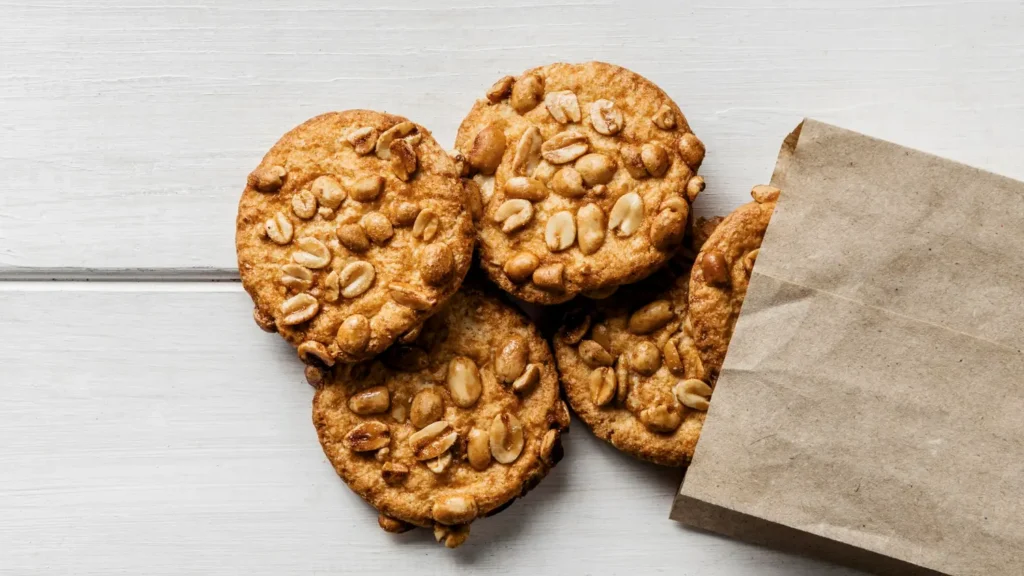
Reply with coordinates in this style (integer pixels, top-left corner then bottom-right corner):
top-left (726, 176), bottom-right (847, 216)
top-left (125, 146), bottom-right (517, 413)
top-left (672, 119), bottom-right (1024, 576)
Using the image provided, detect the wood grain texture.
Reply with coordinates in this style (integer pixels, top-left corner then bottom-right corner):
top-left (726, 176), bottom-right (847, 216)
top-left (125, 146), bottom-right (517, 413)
top-left (1, 0), bottom-right (1022, 274)
top-left (0, 287), bottom-right (865, 575)
top-left (1, 2), bottom-right (1018, 572)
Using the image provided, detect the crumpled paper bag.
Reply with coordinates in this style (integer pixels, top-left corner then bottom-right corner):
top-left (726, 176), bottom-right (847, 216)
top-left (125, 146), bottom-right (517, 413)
top-left (672, 119), bottom-right (1024, 576)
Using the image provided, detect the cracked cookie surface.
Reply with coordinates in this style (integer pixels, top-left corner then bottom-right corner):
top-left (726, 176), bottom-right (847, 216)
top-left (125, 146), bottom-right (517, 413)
top-left (455, 62), bottom-right (706, 304)
top-left (313, 288), bottom-right (568, 547)
top-left (237, 110), bottom-right (475, 364)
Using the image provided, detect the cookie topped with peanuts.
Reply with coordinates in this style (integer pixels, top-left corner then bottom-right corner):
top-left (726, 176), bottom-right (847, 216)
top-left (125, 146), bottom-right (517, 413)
top-left (689, 184), bottom-right (779, 385)
top-left (553, 263), bottom-right (713, 466)
top-left (237, 111), bottom-right (476, 367)
top-left (454, 61), bottom-right (706, 304)
top-left (313, 288), bottom-right (569, 547)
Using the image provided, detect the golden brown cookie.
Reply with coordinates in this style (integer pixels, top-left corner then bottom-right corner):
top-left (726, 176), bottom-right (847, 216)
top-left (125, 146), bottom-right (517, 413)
top-left (553, 268), bottom-right (710, 466)
top-left (689, 184), bottom-right (779, 384)
top-left (312, 288), bottom-right (569, 547)
top-left (455, 62), bottom-right (706, 304)
top-left (237, 111), bottom-right (476, 365)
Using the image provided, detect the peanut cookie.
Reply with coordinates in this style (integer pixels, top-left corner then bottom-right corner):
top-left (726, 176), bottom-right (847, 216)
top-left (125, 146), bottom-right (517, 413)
top-left (312, 288), bottom-right (569, 547)
top-left (554, 268), bottom-right (709, 466)
top-left (455, 62), bottom-right (706, 304)
top-left (237, 111), bottom-right (476, 366)
top-left (689, 185), bottom-right (779, 384)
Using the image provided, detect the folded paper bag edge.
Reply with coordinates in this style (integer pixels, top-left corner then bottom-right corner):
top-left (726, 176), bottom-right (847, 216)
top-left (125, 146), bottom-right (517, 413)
top-left (770, 119), bottom-right (803, 190)
top-left (674, 118), bottom-right (807, 512)
top-left (670, 495), bottom-right (944, 576)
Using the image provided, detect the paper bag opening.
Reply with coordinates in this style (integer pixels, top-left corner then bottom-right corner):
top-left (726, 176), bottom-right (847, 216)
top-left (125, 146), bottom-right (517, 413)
top-left (673, 119), bottom-right (1024, 576)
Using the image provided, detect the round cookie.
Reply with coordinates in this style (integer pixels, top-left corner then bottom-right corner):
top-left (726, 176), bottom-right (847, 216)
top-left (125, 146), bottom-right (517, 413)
top-left (454, 61), bottom-right (707, 304)
top-left (237, 111), bottom-right (476, 365)
top-left (313, 288), bottom-right (569, 547)
top-left (689, 184), bottom-right (780, 384)
top-left (553, 268), bottom-right (710, 466)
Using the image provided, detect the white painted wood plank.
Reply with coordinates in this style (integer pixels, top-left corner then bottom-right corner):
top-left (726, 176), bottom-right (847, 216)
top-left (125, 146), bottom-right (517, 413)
top-left (0, 286), bottom-right (864, 575)
top-left (2, 0), bottom-right (1022, 273)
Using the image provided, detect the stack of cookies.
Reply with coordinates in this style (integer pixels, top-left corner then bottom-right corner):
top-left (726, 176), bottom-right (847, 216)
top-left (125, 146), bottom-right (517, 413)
top-left (235, 61), bottom-right (776, 547)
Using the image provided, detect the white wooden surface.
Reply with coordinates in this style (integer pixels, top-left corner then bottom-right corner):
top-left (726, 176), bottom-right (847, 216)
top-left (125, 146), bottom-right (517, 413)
top-left (1, 0), bottom-right (1022, 274)
top-left (0, 286), bottom-right (862, 575)
top-left (2, 0), bottom-right (1021, 573)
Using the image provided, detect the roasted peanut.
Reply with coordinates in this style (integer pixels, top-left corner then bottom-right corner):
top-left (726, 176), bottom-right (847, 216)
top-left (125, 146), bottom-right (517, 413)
top-left (510, 74), bottom-right (544, 113)
top-left (495, 336), bottom-right (529, 384)
top-left (249, 165), bottom-right (287, 192)
top-left (433, 495), bottom-right (478, 526)
top-left (532, 263), bottom-right (565, 292)
top-left (588, 367), bottom-right (616, 406)
top-left (627, 300), bottom-right (674, 334)
top-left (336, 314), bottom-right (370, 354)
top-left (466, 123), bottom-right (506, 175)
top-left (701, 250), bottom-right (730, 287)
top-left (348, 386), bottom-right (391, 415)
top-left (410, 388), bottom-right (444, 429)
top-left (578, 339), bottom-right (614, 367)
top-left (677, 132), bottom-right (705, 169)
top-left (503, 251), bottom-right (540, 284)
top-left (628, 341), bottom-right (661, 376)
top-left (489, 412), bottom-right (524, 464)
top-left (574, 153), bottom-right (616, 186)
top-left (549, 167), bottom-right (585, 198)
top-left (345, 421), bottom-right (390, 452)
top-left (486, 75), bottom-right (514, 102)
top-left (447, 356), bottom-right (482, 408)
top-left (504, 176), bottom-right (549, 201)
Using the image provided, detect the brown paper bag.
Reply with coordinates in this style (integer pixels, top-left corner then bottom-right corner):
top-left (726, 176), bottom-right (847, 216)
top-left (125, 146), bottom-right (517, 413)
top-left (672, 119), bottom-right (1024, 576)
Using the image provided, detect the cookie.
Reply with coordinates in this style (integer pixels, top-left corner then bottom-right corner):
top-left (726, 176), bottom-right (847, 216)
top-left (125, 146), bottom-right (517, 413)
top-left (312, 288), bottom-right (569, 547)
top-left (236, 111), bottom-right (476, 365)
top-left (454, 62), bottom-right (706, 304)
top-left (553, 267), bottom-right (709, 466)
top-left (689, 184), bottom-right (779, 384)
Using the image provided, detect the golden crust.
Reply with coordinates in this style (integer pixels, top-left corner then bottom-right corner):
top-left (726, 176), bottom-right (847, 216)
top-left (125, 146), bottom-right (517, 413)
top-left (554, 270), bottom-right (704, 466)
top-left (456, 62), bottom-right (706, 304)
top-left (312, 288), bottom-right (568, 541)
top-left (689, 186), bottom-right (778, 383)
top-left (236, 110), bottom-right (475, 363)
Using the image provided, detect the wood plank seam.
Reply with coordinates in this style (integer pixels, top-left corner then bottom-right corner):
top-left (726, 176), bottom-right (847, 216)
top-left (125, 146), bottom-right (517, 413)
top-left (0, 268), bottom-right (240, 282)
